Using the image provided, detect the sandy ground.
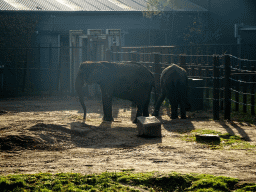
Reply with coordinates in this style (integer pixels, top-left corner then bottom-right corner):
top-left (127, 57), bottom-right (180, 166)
top-left (1, 96), bottom-right (256, 183)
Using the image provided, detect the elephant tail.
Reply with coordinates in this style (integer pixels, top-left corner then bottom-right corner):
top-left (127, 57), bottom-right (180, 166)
top-left (75, 73), bottom-right (86, 120)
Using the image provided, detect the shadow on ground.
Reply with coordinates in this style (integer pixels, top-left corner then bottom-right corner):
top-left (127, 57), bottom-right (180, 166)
top-left (0, 122), bottom-right (162, 151)
top-left (70, 121), bottom-right (162, 149)
top-left (216, 120), bottom-right (251, 141)
top-left (158, 117), bottom-right (195, 134)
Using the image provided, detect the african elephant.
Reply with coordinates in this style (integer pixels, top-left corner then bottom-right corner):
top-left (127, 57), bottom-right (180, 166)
top-left (153, 64), bottom-right (191, 119)
top-left (75, 61), bottom-right (154, 123)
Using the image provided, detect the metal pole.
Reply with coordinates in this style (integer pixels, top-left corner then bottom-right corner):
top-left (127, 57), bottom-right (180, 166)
top-left (213, 55), bottom-right (220, 120)
top-left (224, 55), bottom-right (231, 120)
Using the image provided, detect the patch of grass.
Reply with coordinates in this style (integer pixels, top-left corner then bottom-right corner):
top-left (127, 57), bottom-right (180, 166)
top-left (181, 129), bottom-right (256, 150)
top-left (0, 171), bottom-right (255, 191)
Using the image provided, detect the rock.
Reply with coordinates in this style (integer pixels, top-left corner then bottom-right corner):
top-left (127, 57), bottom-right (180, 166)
top-left (137, 116), bottom-right (161, 137)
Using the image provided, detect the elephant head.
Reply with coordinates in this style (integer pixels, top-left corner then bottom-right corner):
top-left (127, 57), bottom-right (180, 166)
top-left (75, 61), bottom-right (109, 120)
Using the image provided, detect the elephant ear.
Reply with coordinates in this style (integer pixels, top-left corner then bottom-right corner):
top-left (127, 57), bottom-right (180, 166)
top-left (87, 62), bottom-right (112, 84)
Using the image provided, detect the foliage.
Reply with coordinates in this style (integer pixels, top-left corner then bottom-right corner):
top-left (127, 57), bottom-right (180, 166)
top-left (0, 171), bottom-right (255, 191)
top-left (143, 0), bottom-right (193, 17)
top-left (143, 0), bottom-right (222, 44)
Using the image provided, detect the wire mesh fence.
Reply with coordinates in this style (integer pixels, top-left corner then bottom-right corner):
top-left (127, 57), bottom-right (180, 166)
top-left (0, 46), bottom-right (70, 97)
top-left (109, 47), bottom-right (256, 120)
top-left (1, 44), bottom-right (255, 121)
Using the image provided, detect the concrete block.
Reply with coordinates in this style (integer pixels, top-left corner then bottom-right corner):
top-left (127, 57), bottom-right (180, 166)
top-left (196, 134), bottom-right (220, 142)
top-left (137, 116), bottom-right (161, 137)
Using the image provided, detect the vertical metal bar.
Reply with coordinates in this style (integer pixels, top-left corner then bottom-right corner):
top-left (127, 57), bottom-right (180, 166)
top-left (243, 75), bottom-right (247, 113)
top-left (224, 55), bottom-right (231, 120)
top-left (131, 51), bottom-right (137, 63)
top-left (179, 55), bottom-right (186, 71)
top-left (220, 58), bottom-right (224, 110)
top-left (213, 55), bottom-right (220, 120)
top-left (154, 53), bottom-right (161, 103)
top-left (235, 75), bottom-right (240, 111)
top-left (242, 63), bottom-right (248, 113)
top-left (251, 66), bottom-right (255, 116)
top-left (205, 63), bottom-right (210, 109)
top-left (105, 49), bottom-right (111, 62)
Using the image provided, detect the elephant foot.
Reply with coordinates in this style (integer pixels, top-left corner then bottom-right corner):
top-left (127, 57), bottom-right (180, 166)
top-left (103, 117), bottom-right (114, 122)
top-left (132, 118), bottom-right (138, 123)
top-left (152, 111), bottom-right (159, 117)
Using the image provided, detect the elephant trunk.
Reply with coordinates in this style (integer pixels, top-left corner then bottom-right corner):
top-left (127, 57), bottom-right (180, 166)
top-left (75, 73), bottom-right (86, 120)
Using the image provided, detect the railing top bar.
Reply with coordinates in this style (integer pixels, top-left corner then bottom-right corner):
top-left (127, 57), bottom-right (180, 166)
top-left (121, 44), bottom-right (241, 49)
top-left (160, 54), bottom-right (215, 57)
top-left (230, 55), bottom-right (256, 62)
top-left (121, 46), bottom-right (175, 49)
top-left (232, 73), bottom-right (256, 76)
top-left (1, 46), bottom-right (81, 49)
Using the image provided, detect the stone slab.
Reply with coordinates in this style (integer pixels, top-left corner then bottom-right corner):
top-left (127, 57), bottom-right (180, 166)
top-left (137, 116), bottom-right (161, 137)
top-left (196, 134), bottom-right (220, 142)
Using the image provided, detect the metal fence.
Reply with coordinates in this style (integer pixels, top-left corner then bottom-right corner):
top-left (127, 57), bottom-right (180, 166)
top-left (0, 46), bottom-right (70, 97)
top-left (1, 44), bottom-right (256, 121)
top-left (108, 47), bottom-right (256, 120)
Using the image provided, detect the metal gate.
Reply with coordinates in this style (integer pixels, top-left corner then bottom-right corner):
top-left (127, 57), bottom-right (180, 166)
top-left (69, 29), bottom-right (121, 96)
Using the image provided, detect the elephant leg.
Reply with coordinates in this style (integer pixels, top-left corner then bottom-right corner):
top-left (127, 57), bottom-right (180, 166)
top-left (152, 92), bottom-right (166, 116)
top-left (170, 101), bottom-right (178, 119)
top-left (133, 104), bottom-right (143, 123)
top-left (102, 93), bottom-right (114, 121)
top-left (180, 101), bottom-right (187, 119)
top-left (142, 98), bottom-right (150, 117)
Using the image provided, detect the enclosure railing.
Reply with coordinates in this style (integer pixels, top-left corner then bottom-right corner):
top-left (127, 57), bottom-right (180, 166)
top-left (0, 46), bottom-right (69, 97)
top-left (229, 55), bottom-right (256, 116)
top-left (108, 47), bottom-right (256, 121)
top-left (1, 44), bottom-right (255, 121)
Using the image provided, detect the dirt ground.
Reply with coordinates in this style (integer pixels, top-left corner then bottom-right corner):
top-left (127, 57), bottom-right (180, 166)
top-left (1, 96), bottom-right (256, 183)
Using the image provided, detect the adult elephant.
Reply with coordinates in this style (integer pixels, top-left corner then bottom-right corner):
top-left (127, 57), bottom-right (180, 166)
top-left (153, 64), bottom-right (191, 119)
top-left (75, 61), bottom-right (154, 123)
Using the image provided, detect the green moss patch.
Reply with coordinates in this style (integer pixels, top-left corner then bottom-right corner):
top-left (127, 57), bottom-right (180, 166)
top-left (0, 171), bottom-right (255, 191)
top-left (182, 129), bottom-right (256, 150)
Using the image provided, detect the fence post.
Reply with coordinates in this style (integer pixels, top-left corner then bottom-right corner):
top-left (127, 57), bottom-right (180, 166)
top-left (205, 64), bottom-right (210, 109)
top-left (105, 49), bottom-right (111, 62)
top-left (131, 51), bottom-right (137, 63)
top-left (224, 55), bottom-right (231, 120)
top-left (179, 55), bottom-right (186, 71)
top-left (213, 55), bottom-right (220, 120)
top-left (251, 66), bottom-right (255, 116)
top-left (243, 74), bottom-right (247, 113)
top-left (220, 58), bottom-right (224, 110)
top-left (235, 75), bottom-right (240, 111)
top-left (154, 53), bottom-right (161, 103)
